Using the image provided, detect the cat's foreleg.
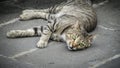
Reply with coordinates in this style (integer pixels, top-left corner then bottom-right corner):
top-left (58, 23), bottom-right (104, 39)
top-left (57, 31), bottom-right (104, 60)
top-left (37, 26), bottom-right (52, 48)
top-left (6, 26), bottom-right (42, 38)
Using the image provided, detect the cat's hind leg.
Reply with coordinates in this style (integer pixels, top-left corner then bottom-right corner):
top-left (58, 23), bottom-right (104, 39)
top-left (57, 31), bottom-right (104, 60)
top-left (22, 9), bottom-right (50, 13)
top-left (20, 9), bottom-right (51, 20)
top-left (20, 5), bottom-right (63, 20)
top-left (20, 11), bottom-right (50, 20)
top-left (6, 26), bottom-right (42, 38)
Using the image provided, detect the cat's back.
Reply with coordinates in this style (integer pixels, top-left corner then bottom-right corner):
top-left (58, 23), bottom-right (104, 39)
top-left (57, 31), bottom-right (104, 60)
top-left (55, 2), bottom-right (97, 32)
top-left (56, 2), bottom-right (95, 18)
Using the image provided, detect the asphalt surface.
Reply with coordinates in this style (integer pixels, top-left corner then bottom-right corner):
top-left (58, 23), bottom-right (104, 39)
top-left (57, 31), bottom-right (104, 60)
top-left (0, 0), bottom-right (120, 68)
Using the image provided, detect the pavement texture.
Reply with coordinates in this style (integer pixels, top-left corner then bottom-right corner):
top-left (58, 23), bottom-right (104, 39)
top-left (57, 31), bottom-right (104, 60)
top-left (0, 0), bottom-right (120, 68)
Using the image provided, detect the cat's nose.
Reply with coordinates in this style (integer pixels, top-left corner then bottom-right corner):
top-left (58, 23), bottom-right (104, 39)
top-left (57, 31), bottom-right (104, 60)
top-left (69, 47), bottom-right (73, 49)
top-left (68, 46), bottom-right (73, 50)
top-left (68, 46), bottom-right (77, 51)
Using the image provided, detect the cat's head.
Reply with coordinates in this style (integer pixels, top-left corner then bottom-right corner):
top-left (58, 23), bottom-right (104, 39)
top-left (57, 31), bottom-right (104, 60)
top-left (66, 22), bottom-right (95, 51)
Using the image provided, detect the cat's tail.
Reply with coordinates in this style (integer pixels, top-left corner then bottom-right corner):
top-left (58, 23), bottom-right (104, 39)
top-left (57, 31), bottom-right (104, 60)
top-left (6, 26), bottom-right (43, 38)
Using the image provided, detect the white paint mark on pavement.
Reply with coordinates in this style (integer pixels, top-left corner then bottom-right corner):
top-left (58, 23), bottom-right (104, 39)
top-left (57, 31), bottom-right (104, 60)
top-left (93, 0), bottom-right (109, 8)
top-left (89, 54), bottom-right (120, 68)
top-left (0, 54), bottom-right (10, 58)
top-left (0, 18), bottom-right (20, 27)
top-left (0, 54), bottom-right (35, 65)
top-left (9, 48), bottom-right (38, 59)
top-left (0, 54), bottom-right (17, 61)
top-left (98, 25), bottom-right (119, 31)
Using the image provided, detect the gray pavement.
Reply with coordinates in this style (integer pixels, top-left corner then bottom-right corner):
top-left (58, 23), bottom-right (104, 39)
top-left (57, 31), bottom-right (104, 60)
top-left (0, 56), bottom-right (39, 68)
top-left (98, 57), bottom-right (120, 68)
top-left (0, 0), bottom-right (120, 68)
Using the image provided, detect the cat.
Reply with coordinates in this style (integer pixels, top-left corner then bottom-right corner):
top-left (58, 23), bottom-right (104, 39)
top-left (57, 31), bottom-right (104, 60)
top-left (7, 0), bottom-right (97, 50)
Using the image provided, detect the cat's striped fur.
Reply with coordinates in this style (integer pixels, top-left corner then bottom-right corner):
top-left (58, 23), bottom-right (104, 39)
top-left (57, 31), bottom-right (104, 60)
top-left (7, 0), bottom-right (97, 50)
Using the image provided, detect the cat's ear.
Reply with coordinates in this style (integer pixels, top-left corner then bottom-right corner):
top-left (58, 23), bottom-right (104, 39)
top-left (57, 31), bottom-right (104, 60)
top-left (86, 34), bottom-right (96, 42)
top-left (74, 21), bottom-right (80, 29)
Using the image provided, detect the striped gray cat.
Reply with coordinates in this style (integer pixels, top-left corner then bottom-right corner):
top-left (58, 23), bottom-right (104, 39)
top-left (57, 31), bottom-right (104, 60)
top-left (7, 0), bottom-right (97, 50)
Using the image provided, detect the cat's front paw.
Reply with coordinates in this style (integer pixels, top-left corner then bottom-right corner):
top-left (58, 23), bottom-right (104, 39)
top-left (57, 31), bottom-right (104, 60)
top-left (37, 41), bottom-right (48, 48)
